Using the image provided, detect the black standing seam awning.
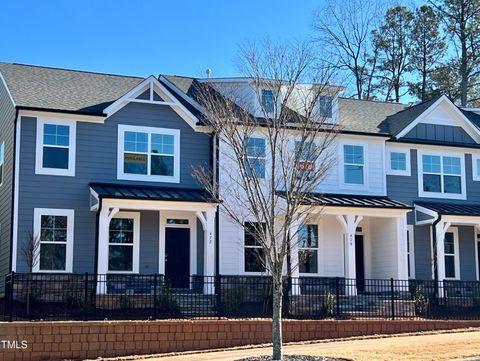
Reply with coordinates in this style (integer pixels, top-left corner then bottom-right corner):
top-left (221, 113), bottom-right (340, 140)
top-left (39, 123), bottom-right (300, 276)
top-left (415, 201), bottom-right (480, 217)
top-left (277, 191), bottom-right (412, 210)
top-left (90, 183), bottom-right (220, 203)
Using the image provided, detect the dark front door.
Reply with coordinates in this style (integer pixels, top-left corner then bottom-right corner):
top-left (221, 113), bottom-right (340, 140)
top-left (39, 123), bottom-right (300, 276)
top-left (355, 234), bottom-right (365, 292)
top-left (165, 228), bottom-right (190, 288)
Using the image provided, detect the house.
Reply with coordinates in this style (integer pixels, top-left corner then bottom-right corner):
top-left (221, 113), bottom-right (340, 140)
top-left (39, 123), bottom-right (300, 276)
top-left (1, 61), bottom-right (480, 304)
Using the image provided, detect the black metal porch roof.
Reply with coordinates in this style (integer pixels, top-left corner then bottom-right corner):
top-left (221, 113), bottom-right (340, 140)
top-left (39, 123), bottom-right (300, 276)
top-left (90, 183), bottom-right (220, 203)
top-left (277, 191), bottom-right (411, 209)
top-left (415, 201), bottom-right (480, 216)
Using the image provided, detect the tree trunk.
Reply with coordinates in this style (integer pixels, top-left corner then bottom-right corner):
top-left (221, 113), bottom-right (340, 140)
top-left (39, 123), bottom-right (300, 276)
top-left (272, 282), bottom-right (283, 360)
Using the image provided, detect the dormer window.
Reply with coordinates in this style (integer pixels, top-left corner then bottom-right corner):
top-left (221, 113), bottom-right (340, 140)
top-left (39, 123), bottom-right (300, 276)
top-left (261, 89), bottom-right (275, 113)
top-left (318, 96), bottom-right (333, 118)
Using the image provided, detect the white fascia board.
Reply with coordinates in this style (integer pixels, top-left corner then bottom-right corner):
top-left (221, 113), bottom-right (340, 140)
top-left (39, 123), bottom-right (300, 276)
top-left (18, 109), bottom-right (105, 123)
top-left (302, 205), bottom-right (410, 218)
top-left (395, 95), bottom-right (480, 142)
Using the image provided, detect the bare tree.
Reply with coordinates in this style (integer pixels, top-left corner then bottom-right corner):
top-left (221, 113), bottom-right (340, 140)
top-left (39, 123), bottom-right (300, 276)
top-left (194, 40), bottom-right (339, 360)
top-left (21, 231), bottom-right (40, 316)
top-left (314, 0), bottom-right (384, 100)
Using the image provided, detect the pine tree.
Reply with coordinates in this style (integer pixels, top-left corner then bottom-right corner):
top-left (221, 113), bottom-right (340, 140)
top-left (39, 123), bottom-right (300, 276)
top-left (409, 5), bottom-right (446, 101)
top-left (373, 5), bottom-right (414, 102)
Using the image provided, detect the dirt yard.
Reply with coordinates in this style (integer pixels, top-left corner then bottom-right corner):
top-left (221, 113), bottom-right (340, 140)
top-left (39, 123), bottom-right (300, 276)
top-left (123, 329), bottom-right (480, 361)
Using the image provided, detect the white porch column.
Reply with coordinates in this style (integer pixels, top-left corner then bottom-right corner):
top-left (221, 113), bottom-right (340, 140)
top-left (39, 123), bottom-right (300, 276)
top-left (396, 216), bottom-right (409, 280)
top-left (435, 220), bottom-right (450, 298)
top-left (96, 206), bottom-right (119, 294)
top-left (198, 209), bottom-right (216, 295)
top-left (337, 214), bottom-right (363, 296)
top-left (289, 219), bottom-right (301, 296)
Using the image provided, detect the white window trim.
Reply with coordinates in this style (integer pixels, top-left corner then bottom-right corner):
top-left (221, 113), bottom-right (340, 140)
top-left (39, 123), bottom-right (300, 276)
top-left (108, 211), bottom-right (140, 274)
top-left (407, 225), bottom-right (415, 279)
top-left (245, 135), bottom-right (267, 180)
top-left (472, 153), bottom-right (480, 181)
top-left (35, 118), bottom-right (76, 177)
top-left (444, 227), bottom-right (460, 280)
top-left (0, 142), bottom-right (4, 187)
top-left (33, 208), bottom-right (74, 273)
top-left (338, 140), bottom-right (369, 190)
top-left (417, 149), bottom-right (467, 200)
top-left (298, 224), bottom-right (320, 275)
top-left (386, 147), bottom-right (411, 176)
top-left (117, 124), bottom-right (180, 183)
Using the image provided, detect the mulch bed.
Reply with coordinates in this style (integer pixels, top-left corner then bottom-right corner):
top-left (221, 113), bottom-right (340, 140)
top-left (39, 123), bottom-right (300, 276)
top-left (236, 356), bottom-right (352, 361)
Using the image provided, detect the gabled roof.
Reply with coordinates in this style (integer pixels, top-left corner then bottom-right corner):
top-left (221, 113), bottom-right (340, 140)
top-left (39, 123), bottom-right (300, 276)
top-left (0, 62), bottom-right (143, 115)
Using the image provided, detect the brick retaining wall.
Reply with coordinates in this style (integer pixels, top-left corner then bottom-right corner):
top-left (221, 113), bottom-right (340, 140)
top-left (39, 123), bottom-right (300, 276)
top-left (1, 319), bottom-right (480, 361)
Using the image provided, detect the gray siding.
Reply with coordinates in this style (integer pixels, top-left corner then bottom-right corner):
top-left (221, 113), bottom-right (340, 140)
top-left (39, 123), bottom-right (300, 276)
top-left (458, 226), bottom-right (476, 281)
top-left (404, 124), bottom-right (476, 144)
top-left (0, 77), bottom-right (15, 292)
top-left (16, 102), bottom-right (211, 273)
top-left (388, 151), bottom-right (480, 280)
top-left (413, 225), bottom-right (432, 280)
top-left (139, 210), bottom-right (160, 274)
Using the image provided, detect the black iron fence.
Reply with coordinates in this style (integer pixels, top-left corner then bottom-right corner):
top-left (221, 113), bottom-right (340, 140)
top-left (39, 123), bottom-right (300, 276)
top-left (4, 272), bottom-right (480, 321)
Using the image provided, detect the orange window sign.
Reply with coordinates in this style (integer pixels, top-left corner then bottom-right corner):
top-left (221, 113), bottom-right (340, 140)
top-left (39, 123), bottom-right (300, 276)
top-left (124, 153), bottom-right (147, 164)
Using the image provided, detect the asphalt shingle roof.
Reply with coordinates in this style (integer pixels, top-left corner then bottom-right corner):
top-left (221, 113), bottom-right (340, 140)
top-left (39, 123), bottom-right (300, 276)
top-left (0, 62), bottom-right (143, 115)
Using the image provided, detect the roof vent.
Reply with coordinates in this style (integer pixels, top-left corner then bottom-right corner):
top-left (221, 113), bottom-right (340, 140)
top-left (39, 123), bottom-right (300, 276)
top-left (206, 69), bottom-right (212, 78)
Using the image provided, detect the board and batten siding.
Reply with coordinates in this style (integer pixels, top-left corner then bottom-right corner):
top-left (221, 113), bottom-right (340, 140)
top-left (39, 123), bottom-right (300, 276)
top-left (15, 102), bottom-right (211, 273)
top-left (387, 148), bottom-right (480, 280)
top-left (0, 75), bottom-right (15, 293)
top-left (404, 124), bottom-right (476, 144)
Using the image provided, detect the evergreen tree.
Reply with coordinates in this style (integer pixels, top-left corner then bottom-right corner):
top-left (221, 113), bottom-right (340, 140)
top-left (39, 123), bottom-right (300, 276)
top-left (409, 5), bottom-right (446, 101)
top-left (373, 5), bottom-right (414, 102)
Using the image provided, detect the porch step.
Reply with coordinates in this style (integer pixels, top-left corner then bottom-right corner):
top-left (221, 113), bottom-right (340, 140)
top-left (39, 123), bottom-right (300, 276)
top-left (171, 292), bottom-right (217, 317)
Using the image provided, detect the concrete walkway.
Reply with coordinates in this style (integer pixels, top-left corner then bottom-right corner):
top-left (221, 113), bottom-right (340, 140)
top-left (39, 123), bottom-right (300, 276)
top-left (134, 329), bottom-right (480, 361)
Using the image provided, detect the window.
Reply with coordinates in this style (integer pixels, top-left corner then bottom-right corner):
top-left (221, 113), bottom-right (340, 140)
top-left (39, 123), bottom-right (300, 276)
top-left (407, 225), bottom-right (415, 279)
top-left (35, 119), bottom-right (76, 176)
top-left (295, 141), bottom-right (316, 180)
top-left (108, 213), bottom-right (139, 273)
top-left (444, 229), bottom-right (459, 279)
top-left (472, 154), bottom-right (480, 181)
top-left (245, 137), bottom-right (266, 178)
top-left (318, 96), bottom-right (333, 118)
top-left (386, 148), bottom-right (410, 176)
top-left (33, 208), bottom-right (74, 272)
top-left (261, 89), bottom-right (275, 113)
top-left (419, 152), bottom-right (465, 199)
top-left (298, 224), bottom-right (318, 274)
top-left (343, 145), bottom-right (364, 185)
top-left (118, 125), bottom-right (180, 183)
top-left (0, 142), bottom-right (4, 185)
top-left (244, 222), bottom-right (266, 273)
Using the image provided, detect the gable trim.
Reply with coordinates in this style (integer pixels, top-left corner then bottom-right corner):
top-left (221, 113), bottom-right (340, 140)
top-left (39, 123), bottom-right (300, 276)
top-left (0, 71), bottom-right (16, 107)
top-left (395, 95), bottom-right (480, 143)
top-left (103, 75), bottom-right (200, 130)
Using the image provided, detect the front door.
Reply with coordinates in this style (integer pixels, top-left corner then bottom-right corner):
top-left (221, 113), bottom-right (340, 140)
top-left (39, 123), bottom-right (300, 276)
top-left (165, 228), bottom-right (190, 288)
top-left (355, 234), bottom-right (365, 292)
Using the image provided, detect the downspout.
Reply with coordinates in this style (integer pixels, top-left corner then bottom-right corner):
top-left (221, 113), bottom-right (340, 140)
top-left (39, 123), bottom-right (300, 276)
top-left (213, 132), bottom-right (220, 278)
top-left (431, 214), bottom-right (441, 301)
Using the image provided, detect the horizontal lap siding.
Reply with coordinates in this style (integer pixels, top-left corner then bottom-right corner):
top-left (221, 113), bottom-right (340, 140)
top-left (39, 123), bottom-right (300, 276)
top-left (0, 78), bottom-right (15, 292)
top-left (16, 103), bottom-right (211, 273)
top-left (458, 226), bottom-right (476, 281)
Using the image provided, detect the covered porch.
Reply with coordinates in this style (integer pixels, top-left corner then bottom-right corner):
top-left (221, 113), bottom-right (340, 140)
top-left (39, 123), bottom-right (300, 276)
top-left (288, 193), bottom-right (412, 295)
top-left (415, 202), bottom-right (480, 290)
top-left (89, 183), bottom-right (219, 294)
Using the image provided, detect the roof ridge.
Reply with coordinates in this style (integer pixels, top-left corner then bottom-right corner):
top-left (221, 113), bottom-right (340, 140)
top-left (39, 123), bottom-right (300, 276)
top-left (0, 61), bottom-right (145, 80)
top-left (386, 95), bottom-right (442, 117)
top-left (339, 97), bottom-right (408, 106)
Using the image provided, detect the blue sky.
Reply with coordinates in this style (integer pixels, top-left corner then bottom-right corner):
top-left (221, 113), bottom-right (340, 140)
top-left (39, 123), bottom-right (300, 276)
top-left (1, 0), bottom-right (321, 78)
